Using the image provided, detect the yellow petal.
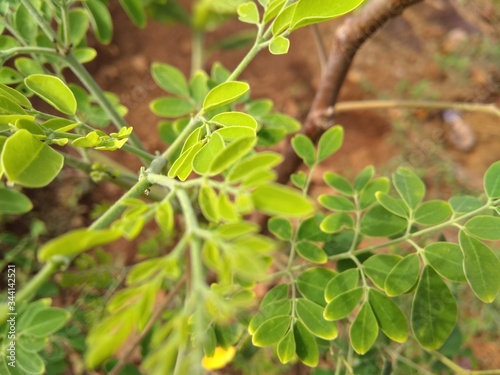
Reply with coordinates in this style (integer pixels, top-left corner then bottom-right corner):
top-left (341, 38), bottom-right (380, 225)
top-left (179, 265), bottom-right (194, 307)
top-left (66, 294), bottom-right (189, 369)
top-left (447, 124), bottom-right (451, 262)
top-left (201, 346), bottom-right (236, 370)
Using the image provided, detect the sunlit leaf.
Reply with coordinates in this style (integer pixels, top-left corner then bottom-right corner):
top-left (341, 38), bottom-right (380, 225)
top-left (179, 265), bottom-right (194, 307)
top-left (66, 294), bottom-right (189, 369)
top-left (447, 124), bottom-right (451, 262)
top-left (25, 74), bottom-right (77, 115)
top-left (1, 129), bottom-right (64, 188)
top-left (203, 81), bottom-right (249, 112)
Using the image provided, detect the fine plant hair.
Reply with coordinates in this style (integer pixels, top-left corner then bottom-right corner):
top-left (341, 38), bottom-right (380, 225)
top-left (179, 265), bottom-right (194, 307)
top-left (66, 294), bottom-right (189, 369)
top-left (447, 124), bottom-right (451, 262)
top-left (0, 1), bottom-right (499, 374)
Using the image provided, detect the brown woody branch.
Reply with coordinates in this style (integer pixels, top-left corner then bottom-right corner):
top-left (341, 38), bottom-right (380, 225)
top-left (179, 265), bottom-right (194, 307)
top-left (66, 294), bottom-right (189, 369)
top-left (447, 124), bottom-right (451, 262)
top-left (276, 0), bottom-right (424, 184)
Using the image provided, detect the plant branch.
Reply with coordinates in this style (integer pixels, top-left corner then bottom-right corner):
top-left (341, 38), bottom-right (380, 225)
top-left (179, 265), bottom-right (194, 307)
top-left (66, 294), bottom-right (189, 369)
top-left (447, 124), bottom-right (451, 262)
top-left (109, 275), bottom-right (187, 375)
top-left (334, 100), bottom-right (500, 116)
top-left (276, 0), bottom-right (424, 184)
top-left (429, 350), bottom-right (500, 375)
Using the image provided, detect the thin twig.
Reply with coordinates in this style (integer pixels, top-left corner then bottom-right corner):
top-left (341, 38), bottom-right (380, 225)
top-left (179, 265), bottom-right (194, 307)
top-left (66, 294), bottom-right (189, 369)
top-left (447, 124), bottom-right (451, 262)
top-left (311, 24), bottom-right (328, 70)
top-left (334, 100), bottom-right (500, 116)
top-left (109, 276), bottom-right (187, 375)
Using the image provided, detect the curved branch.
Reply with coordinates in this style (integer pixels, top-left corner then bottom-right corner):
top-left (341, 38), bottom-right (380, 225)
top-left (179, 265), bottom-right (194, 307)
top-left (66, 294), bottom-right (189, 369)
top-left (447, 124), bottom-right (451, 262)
top-left (276, 0), bottom-right (424, 184)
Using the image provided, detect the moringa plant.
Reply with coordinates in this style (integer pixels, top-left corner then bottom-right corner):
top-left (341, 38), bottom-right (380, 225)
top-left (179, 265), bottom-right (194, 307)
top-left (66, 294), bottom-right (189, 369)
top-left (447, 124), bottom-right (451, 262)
top-left (0, 0), bottom-right (499, 374)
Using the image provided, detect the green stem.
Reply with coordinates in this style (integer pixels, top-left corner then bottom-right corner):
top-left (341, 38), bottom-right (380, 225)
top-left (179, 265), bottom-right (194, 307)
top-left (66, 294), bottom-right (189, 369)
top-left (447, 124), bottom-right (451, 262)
top-left (1, 46), bottom-right (59, 60)
top-left (429, 350), bottom-right (500, 374)
top-left (161, 117), bottom-right (200, 160)
top-left (191, 30), bottom-right (204, 76)
top-left (335, 100), bottom-right (500, 117)
top-left (59, 0), bottom-right (71, 49)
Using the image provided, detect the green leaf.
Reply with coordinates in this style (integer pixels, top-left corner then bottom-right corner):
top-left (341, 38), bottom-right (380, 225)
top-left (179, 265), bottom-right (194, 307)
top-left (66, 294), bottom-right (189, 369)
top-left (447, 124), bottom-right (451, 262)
top-left (214, 126), bottom-right (256, 141)
top-left (0, 36), bottom-right (20, 50)
top-left (151, 63), bottom-right (189, 97)
top-left (324, 172), bottom-right (354, 195)
top-left (296, 241), bottom-right (327, 264)
top-left (203, 81), bottom-right (249, 112)
top-left (14, 57), bottom-right (44, 76)
top-left (384, 253), bottom-right (420, 296)
top-left (325, 268), bottom-right (359, 302)
top-left (423, 243), bottom-right (466, 283)
top-left (360, 205), bottom-right (408, 237)
top-left (190, 70), bottom-right (209, 105)
top-left (20, 307), bottom-right (70, 337)
top-left (168, 141), bottom-right (203, 181)
top-left (85, 0), bottom-right (113, 44)
top-left (0, 96), bottom-right (26, 115)
top-left (317, 125), bottom-right (343, 162)
top-left (218, 192), bottom-right (239, 221)
top-left (210, 137), bottom-right (255, 175)
top-left (250, 298), bottom-right (292, 333)
top-left (319, 194), bottom-right (355, 211)
top-left (277, 329), bottom-right (295, 364)
top-left (260, 284), bottom-right (289, 308)
top-left (359, 177), bottom-right (390, 209)
top-left (294, 321), bottom-right (319, 367)
top-left (411, 266), bottom-right (457, 350)
top-left (291, 171), bottom-right (307, 189)
top-left (193, 132), bottom-right (224, 174)
top-left (269, 36), bottom-right (290, 55)
top-left (449, 195), bottom-right (484, 213)
top-left (363, 254), bottom-right (402, 290)
top-left (150, 97), bottom-right (195, 117)
top-left (227, 151), bottom-right (283, 183)
top-left (484, 160), bottom-right (500, 199)
top-left (272, 3), bottom-right (296, 35)
top-left (297, 267), bottom-right (337, 306)
top-left (296, 299), bottom-right (337, 340)
top-left (252, 315), bottom-right (291, 347)
top-left (459, 230), bottom-right (500, 303)
top-left (320, 212), bottom-right (354, 233)
top-left (15, 346), bottom-right (44, 374)
top-left (72, 131), bottom-right (101, 147)
top-left (369, 289), bottom-right (408, 343)
top-left (292, 134), bottom-right (316, 167)
top-left (375, 192), bottom-right (409, 218)
top-left (252, 183), bottom-right (314, 217)
top-left (263, 0), bottom-right (286, 22)
top-left (15, 4), bottom-right (38, 42)
top-left (119, 0), bottom-right (146, 27)
top-left (1, 129), bottom-right (64, 188)
top-left (211, 111), bottom-right (258, 130)
top-left (349, 302), bottom-right (379, 355)
top-left (0, 188), bottom-right (32, 214)
top-left (464, 216), bottom-right (500, 241)
top-left (73, 47), bottom-right (98, 64)
top-left (414, 200), bottom-right (452, 225)
top-left (38, 228), bottom-right (121, 262)
top-left (238, 2), bottom-right (259, 24)
top-left (85, 313), bottom-right (134, 369)
top-left (393, 167), bottom-right (426, 210)
top-left (25, 74), bottom-right (77, 115)
top-left (291, 0), bottom-right (365, 30)
top-left (0, 67), bottom-right (23, 84)
top-left (268, 217), bottom-right (293, 241)
top-left (199, 184), bottom-right (220, 223)
top-left (67, 9), bottom-right (90, 46)
top-left (324, 287), bottom-right (363, 321)
top-left (0, 83), bottom-right (31, 109)
top-left (354, 166), bottom-right (374, 192)
top-left (181, 126), bottom-right (203, 154)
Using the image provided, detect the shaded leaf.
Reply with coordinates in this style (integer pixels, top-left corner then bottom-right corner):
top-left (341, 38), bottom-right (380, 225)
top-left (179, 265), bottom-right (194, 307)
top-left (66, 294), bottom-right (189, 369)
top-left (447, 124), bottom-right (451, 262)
top-left (393, 167), bottom-right (426, 210)
top-left (294, 321), bottom-right (319, 367)
top-left (384, 253), bottom-right (420, 296)
top-left (363, 254), bottom-right (402, 290)
top-left (324, 287), bottom-right (363, 321)
top-left (369, 289), bottom-right (408, 343)
top-left (350, 302), bottom-right (379, 355)
top-left (296, 299), bottom-right (337, 340)
top-left (423, 242), bottom-right (466, 283)
top-left (297, 267), bottom-right (337, 306)
top-left (411, 266), bottom-right (457, 349)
